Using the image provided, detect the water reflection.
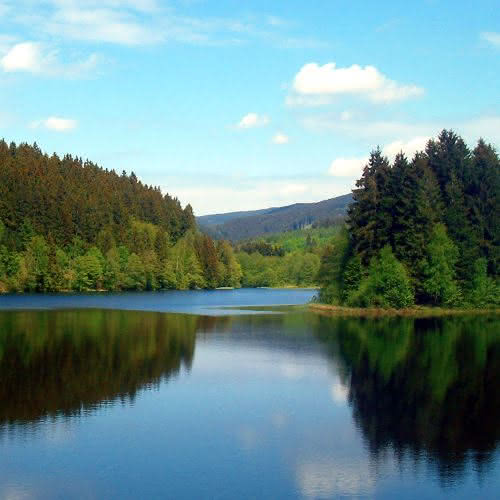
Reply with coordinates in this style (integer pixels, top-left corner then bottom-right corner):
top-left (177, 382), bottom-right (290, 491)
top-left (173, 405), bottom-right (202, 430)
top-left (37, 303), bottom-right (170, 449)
top-left (0, 310), bottom-right (197, 430)
top-left (0, 308), bottom-right (498, 498)
top-left (314, 315), bottom-right (500, 484)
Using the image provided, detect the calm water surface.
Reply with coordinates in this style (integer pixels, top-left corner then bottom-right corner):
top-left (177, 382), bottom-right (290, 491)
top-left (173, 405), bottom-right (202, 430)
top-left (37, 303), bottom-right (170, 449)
top-left (0, 289), bottom-right (498, 499)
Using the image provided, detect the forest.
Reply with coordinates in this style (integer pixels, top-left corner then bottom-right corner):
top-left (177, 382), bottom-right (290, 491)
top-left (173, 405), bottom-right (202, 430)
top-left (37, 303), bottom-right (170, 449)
top-left (318, 130), bottom-right (500, 309)
top-left (0, 141), bottom-right (243, 292)
top-left (2, 130), bottom-right (499, 302)
top-left (233, 226), bottom-right (340, 287)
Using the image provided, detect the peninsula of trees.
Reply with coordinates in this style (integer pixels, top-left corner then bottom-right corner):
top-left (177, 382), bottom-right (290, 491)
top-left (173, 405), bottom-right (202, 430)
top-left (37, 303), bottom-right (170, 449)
top-left (318, 130), bottom-right (499, 309)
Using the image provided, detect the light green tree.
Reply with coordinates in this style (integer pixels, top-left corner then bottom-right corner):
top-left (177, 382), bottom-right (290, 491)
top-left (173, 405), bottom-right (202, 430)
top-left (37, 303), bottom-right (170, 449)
top-left (419, 224), bottom-right (461, 306)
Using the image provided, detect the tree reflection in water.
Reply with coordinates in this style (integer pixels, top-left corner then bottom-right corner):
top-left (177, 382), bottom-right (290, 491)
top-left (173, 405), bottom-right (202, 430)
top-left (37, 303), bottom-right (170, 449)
top-left (0, 309), bottom-right (199, 430)
top-left (314, 314), bottom-right (500, 484)
top-left (0, 308), bottom-right (498, 490)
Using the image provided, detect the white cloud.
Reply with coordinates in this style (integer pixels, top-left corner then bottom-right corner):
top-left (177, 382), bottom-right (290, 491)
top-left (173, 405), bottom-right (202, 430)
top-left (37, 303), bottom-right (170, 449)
top-left (328, 157), bottom-right (367, 177)
top-left (237, 112), bottom-right (269, 129)
top-left (9, 1), bottom-right (326, 48)
top-left (1, 42), bottom-right (47, 73)
top-left (292, 62), bottom-right (424, 103)
top-left (328, 136), bottom-right (430, 178)
top-left (305, 114), bottom-right (500, 149)
top-left (272, 132), bottom-right (289, 144)
top-left (31, 116), bottom-right (78, 132)
top-left (382, 136), bottom-right (430, 160)
top-left (44, 5), bottom-right (165, 45)
top-left (0, 41), bottom-right (99, 77)
top-left (481, 31), bottom-right (500, 47)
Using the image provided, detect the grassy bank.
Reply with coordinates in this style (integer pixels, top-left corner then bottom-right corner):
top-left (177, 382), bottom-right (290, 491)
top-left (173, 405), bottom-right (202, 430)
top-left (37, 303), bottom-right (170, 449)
top-left (309, 303), bottom-right (500, 318)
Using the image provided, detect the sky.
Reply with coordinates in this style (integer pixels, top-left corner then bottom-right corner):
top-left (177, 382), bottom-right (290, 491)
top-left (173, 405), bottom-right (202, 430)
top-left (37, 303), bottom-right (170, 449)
top-left (1, 0), bottom-right (499, 215)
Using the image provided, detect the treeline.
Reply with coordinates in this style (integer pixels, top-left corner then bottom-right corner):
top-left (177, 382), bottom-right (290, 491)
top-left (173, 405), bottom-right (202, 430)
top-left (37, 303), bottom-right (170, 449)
top-left (0, 141), bottom-right (243, 292)
top-left (319, 130), bottom-right (500, 309)
top-left (233, 225), bottom-right (342, 288)
top-left (0, 141), bottom-right (195, 248)
top-left (236, 251), bottom-right (320, 287)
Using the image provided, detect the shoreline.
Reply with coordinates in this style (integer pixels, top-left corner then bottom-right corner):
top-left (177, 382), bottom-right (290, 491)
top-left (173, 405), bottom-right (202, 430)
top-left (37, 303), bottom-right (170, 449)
top-left (309, 303), bottom-right (500, 318)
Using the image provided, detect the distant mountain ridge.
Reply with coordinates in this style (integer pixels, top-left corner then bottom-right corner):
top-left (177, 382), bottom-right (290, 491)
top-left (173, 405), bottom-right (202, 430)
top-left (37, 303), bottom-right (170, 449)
top-left (197, 193), bottom-right (353, 241)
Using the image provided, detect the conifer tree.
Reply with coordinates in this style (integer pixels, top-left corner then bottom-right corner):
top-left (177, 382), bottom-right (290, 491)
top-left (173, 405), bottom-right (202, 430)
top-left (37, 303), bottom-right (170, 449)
top-left (348, 149), bottom-right (392, 263)
top-left (470, 140), bottom-right (500, 275)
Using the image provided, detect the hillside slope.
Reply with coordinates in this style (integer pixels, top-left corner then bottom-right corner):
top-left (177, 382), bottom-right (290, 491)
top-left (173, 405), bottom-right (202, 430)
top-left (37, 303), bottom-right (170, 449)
top-left (197, 194), bottom-right (352, 241)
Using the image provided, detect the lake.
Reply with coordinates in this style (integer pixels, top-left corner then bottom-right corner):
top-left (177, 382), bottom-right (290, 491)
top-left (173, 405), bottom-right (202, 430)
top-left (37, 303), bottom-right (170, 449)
top-left (0, 289), bottom-right (499, 499)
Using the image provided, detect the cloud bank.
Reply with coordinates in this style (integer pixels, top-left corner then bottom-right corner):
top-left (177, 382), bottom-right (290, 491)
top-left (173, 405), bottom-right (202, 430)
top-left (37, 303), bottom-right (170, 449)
top-left (292, 62), bottom-right (424, 103)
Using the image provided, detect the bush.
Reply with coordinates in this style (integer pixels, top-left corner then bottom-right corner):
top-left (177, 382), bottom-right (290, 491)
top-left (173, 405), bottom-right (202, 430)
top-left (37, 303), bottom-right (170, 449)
top-left (466, 258), bottom-right (500, 307)
top-left (419, 224), bottom-right (462, 306)
top-left (346, 246), bottom-right (414, 309)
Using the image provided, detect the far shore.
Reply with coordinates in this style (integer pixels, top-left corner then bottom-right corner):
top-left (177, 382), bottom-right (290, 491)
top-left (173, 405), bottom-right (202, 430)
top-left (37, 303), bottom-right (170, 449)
top-left (309, 303), bottom-right (500, 318)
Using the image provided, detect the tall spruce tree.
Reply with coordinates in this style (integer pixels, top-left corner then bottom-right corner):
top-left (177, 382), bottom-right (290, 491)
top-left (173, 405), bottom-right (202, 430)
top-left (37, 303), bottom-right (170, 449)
top-left (348, 149), bottom-right (392, 264)
top-left (470, 140), bottom-right (500, 275)
top-left (426, 131), bottom-right (478, 281)
top-left (399, 153), bottom-right (443, 271)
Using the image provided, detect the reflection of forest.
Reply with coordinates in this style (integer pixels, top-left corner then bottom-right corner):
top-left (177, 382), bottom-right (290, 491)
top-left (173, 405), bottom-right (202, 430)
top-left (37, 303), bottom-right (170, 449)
top-left (0, 309), bottom-right (318, 431)
top-left (315, 315), bottom-right (500, 481)
top-left (0, 310), bottom-right (199, 427)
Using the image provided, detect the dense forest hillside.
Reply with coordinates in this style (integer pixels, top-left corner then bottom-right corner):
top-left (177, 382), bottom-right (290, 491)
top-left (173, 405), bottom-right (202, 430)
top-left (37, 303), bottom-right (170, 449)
top-left (0, 141), bottom-right (195, 248)
top-left (318, 130), bottom-right (500, 309)
top-left (0, 141), bottom-right (242, 292)
top-left (232, 226), bottom-right (341, 288)
top-left (198, 194), bottom-right (352, 241)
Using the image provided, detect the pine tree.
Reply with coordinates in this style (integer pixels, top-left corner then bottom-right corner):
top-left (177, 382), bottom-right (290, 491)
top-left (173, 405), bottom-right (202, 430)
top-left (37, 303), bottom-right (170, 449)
top-left (444, 171), bottom-right (478, 281)
top-left (348, 149), bottom-right (392, 264)
top-left (394, 153), bottom-right (443, 271)
top-left (469, 140), bottom-right (500, 275)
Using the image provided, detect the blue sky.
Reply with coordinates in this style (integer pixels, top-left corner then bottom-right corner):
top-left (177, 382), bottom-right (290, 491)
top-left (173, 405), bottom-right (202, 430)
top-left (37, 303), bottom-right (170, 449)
top-left (1, 0), bottom-right (499, 214)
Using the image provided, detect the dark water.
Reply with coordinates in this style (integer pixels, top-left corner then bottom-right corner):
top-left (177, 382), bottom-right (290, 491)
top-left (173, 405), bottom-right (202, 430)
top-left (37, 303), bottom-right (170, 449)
top-left (0, 291), bottom-right (498, 499)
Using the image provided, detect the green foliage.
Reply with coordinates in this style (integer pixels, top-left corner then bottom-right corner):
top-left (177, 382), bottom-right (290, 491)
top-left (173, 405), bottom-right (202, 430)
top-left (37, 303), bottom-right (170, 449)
top-left (24, 236), bottom-right (50, 291)
top-left (256, 226), bottom-right (341, 253)
top-left (236, 248), bottom-right (320, 288)
top-left (342, 255), bottom-right (363, 301)
top-left (0, 141), bottom-right (246, 294)
top-left (0, 141), bottom-right (195, 249)
top-left (466, 258), bottom-right (500, 307)
top-left (217, 240), bottom-right (242, 287)
top-left (317, 228), bottom-right (351, 304)
top-left (346, 246), bottom-right (414, 309)
top-left (320, 130), bottom-right (499, 309)
top-left (124, 253), bottom-right (146, 290)
top-left (73, 247), bottom-right (104, 291)
top-left (348, 149), bottom-right (393, 264)
top-left (419, 224), bottom-right (461, 306)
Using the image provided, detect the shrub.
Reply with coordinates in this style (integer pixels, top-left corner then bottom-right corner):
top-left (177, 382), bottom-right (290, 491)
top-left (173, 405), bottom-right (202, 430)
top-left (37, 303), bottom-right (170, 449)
top-left (346, 246), bottom-right (414, 309)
